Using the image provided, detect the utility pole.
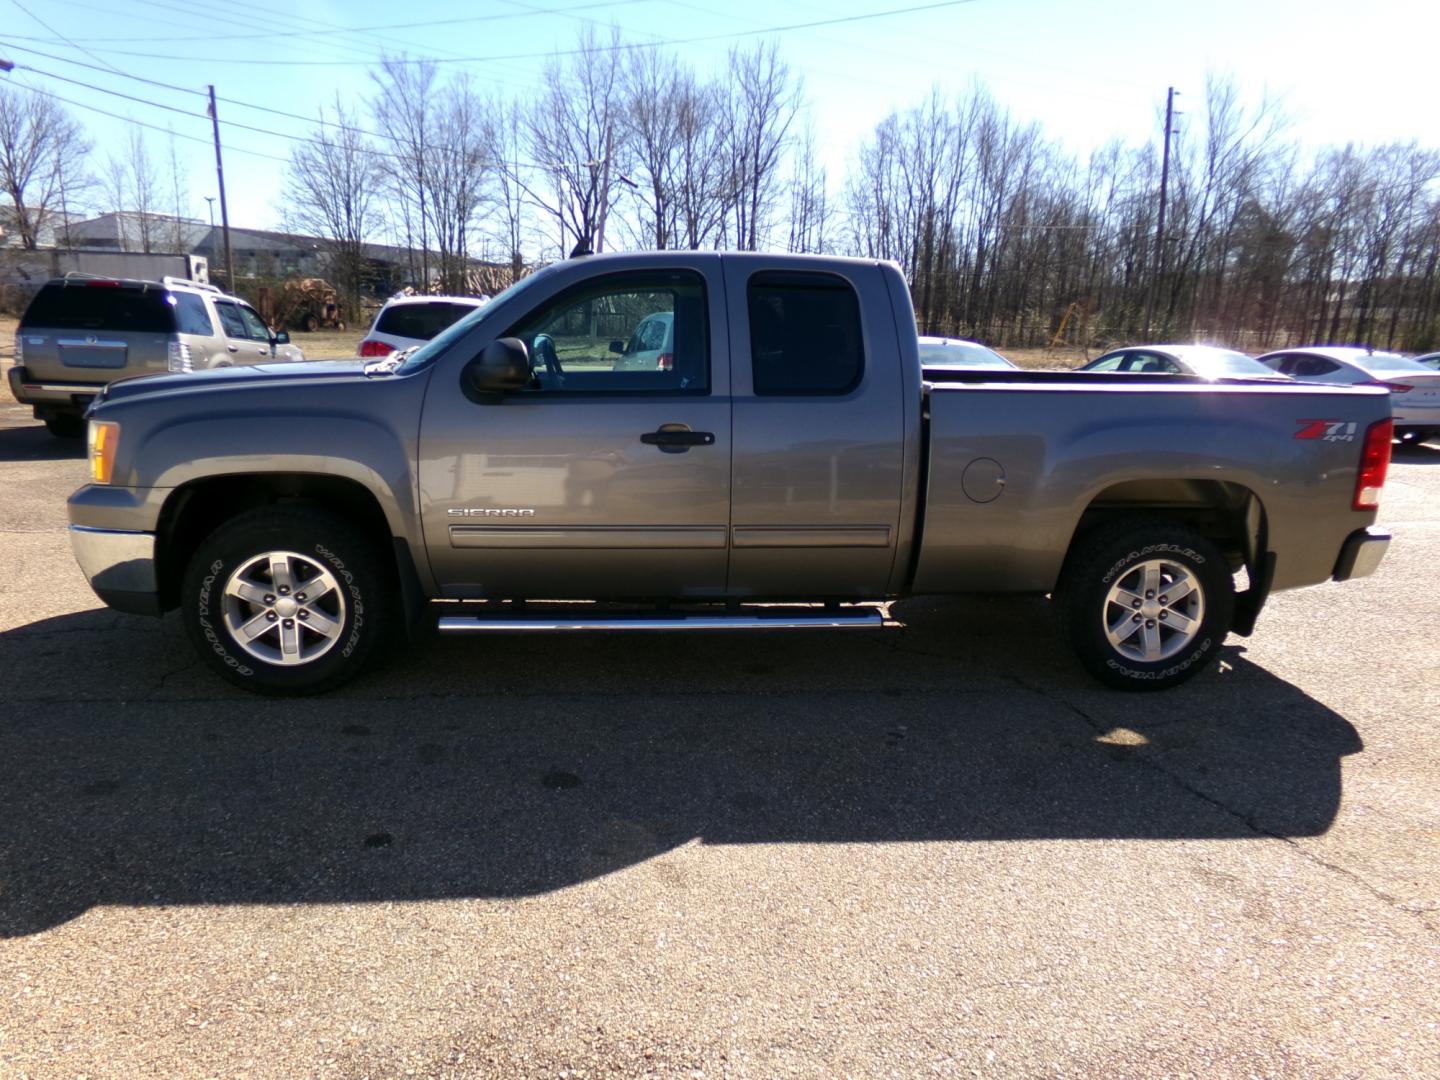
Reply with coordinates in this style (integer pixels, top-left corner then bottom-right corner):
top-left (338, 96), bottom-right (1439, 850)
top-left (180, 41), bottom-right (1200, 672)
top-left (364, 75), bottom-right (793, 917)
top-left (1146, 87), bottom-right (1177, 336)
top-left (206, 86), bottom-right (234, 291)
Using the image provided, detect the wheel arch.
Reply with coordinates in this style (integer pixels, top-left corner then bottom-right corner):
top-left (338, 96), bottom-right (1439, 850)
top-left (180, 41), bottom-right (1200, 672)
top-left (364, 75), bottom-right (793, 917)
top-left (155, 473), bottom-right (414, 612)
top-left (1058, 478), bottom-right (1268, 597)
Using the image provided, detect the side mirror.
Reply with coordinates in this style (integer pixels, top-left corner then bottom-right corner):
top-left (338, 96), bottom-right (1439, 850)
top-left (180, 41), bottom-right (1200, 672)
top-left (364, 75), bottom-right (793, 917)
top-left (609, 339), bottom-right (625, 355)
top-left (271, 330), bottom-right (291, 346)
top-left (461, 337), bottom-right (530, 403)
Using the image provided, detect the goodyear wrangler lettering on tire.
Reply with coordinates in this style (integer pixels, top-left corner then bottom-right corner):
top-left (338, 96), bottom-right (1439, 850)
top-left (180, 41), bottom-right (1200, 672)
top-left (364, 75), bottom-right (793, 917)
top-left (1059, 521), bottom-right (1233, 692)
top-left (180, 506), bottom-right (392, 696)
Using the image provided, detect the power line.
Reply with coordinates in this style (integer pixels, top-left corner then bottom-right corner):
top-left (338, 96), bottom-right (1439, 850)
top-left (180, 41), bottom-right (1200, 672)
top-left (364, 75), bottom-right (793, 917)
top-left (7, 61), bottom-right (558, 174)
top-left (2, 0), bottom-right (651, 45)
top-left (4, 78), bottom-right (292, 163)
top-left (32, 0), bottom-right (984, 66)
top-left (8, 0), bottom-right (124, 75)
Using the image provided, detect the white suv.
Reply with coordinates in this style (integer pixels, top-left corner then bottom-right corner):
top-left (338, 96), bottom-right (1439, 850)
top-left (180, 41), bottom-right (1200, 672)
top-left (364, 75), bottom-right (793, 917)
top-left (357, 295), bottom-right (488, 358)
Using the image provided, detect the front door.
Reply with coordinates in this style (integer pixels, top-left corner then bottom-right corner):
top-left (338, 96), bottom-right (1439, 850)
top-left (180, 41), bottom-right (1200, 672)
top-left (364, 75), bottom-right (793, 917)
top-left (418, 266), bottom-right (731, 599)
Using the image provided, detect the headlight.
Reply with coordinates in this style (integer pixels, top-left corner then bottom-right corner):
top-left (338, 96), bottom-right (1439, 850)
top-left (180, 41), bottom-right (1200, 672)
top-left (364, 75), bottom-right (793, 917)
top-left (88, 420), bottom-right (120, 484)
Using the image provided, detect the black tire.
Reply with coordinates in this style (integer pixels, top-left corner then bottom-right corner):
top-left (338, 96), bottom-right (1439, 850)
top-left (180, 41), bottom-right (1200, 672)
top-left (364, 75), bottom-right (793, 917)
top-left (1058, 520), bottom-right (1234, 691)
top-left (302, 314), bottom-right (319, 332)
top-left (44, 414), bottom-right (85, 439)
top-left (180, 505), bottom-right (393, 695)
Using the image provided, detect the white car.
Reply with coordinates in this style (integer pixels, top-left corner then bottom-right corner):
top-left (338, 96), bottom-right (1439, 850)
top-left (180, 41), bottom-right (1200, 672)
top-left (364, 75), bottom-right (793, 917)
top-left (917, 336), bottom-right (1016, 370)
top-left (1081, 344), bottom-right (1285, 380)
top-left (357, 295), bottom-right (488, 358)
top-left (1256, 346), bottom-right (1440, 443)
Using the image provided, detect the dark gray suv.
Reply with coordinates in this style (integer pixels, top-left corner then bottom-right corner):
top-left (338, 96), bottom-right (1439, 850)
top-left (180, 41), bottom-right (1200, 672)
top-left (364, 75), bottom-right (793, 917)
top-left (9, 275), bottom-right (303, 437)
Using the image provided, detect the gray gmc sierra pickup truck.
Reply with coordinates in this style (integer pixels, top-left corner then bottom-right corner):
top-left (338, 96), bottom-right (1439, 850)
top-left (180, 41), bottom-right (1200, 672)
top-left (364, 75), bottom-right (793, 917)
top-left (66, 252), bottom-right (1393, 694)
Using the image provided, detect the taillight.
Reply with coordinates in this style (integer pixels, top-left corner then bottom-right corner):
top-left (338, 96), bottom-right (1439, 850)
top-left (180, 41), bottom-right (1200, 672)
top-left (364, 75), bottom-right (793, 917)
top-left (656, 352), bottom-right (674, 372)
top-left (167, 338), bottom-right (192, 372)
top-left (1373, 381), bottom-right (1413, 394)
top-left (1353, 418), bottom-right (1393, 510)
top-left (358, 339), bottom-right (393, 358)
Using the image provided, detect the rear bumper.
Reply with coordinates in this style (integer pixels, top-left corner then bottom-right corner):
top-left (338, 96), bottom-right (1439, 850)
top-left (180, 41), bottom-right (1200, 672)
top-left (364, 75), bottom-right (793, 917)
top-left (1332, 527), bottom-right (1391, 582)
top-left (8, 366), bottom-right (105, 413)
top-left (69, 525), bottom-right (161, 615)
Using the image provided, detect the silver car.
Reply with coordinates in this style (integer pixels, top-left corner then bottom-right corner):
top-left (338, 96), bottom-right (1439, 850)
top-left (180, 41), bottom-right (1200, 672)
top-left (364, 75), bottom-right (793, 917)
top-left (610, 311), bottom-right (675, 371)
top-left (1081, 344), bottom-right (1286, 380)
top-left (1256, 346), bottom-right (1440, 443)
top-left (10, 275), bottom-right (303, 437)
top-left (917, 336), bottom-right (1016, 370)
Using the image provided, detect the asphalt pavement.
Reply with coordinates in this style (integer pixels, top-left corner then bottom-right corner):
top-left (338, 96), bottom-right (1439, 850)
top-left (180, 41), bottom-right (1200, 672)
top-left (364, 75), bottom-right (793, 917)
top-left (0, 395), bottom-right (1436, 1078)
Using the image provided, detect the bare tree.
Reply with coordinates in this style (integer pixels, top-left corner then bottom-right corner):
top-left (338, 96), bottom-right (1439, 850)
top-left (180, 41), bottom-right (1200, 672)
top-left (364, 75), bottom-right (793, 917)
top-left (722, 41), bottom-right (801, 250)
top-left (425, 75), bottom-right (494, 292)
top-left (525, 26), bottom-right (627, 255)
top-left (102, 130), bottom-right (161, 252)
top-left (0, 85), bottom-right (90, 250)
top-left (371, 56), bottom-right (440, 288)
top-left (166, 131), bottom-right (190, 252)
top-left (283, 96), bottom-right (382, 316)
top-left (491, 100), bottom-right (532, 283)
top-left (787, 127), bottom-right (829, 254)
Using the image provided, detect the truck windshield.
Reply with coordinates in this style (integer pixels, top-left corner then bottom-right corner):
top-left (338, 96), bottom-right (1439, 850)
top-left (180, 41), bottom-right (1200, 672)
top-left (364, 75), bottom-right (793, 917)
top-left (394, 267), bottom-right (557, 375)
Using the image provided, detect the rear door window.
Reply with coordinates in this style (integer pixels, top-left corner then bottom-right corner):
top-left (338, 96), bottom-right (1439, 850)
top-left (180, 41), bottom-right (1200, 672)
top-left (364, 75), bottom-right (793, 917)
top-left (747, 272), bottom-right (864, 395)
top-left (21, 282), bottom-right (174, 333)
top-left (172, 292), bottom-right (216, 336)
top-left (376, 302), bottom-right (479, 341)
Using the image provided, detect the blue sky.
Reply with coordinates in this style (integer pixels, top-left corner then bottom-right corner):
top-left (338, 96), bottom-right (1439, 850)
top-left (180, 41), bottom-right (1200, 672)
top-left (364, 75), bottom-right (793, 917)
top-left (1, 0), bottom-right (1436, 233)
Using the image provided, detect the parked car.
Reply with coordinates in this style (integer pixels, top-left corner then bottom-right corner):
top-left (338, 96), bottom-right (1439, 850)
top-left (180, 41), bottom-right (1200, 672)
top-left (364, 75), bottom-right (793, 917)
top-left (917, 336), bottom-right (1016, 370)
top-left (1256, 346), bottom-right (1440, 443)
top-left (1080, 345), bottom-right (1287, 380)
top-left (610, 311), bottom-right (675, 370)
top-left (68, 251), bottom-right (1393, 696)
top-left (8, 275), bottom-right (302, 438)
top-left (357, 295), bottom-right (488, 357)
top-left (1412, 352), bottom-right (1440, 372)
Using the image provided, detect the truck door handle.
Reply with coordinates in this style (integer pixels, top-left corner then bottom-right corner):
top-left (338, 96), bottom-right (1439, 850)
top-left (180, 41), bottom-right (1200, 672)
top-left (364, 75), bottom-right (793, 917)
top-left (641, 427), bottom-right (715, 452)
top-left (227, 344), bottom-right (239, 352)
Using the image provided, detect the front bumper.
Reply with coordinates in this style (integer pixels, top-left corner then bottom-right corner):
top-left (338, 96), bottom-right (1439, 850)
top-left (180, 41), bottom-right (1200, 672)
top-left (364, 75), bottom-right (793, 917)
top-left (8, 365), bottom-right (105, 414)
top-left (1332, 527), bottom-right (1391, 582)
top-left (69, 525), bottom-right (161, 615)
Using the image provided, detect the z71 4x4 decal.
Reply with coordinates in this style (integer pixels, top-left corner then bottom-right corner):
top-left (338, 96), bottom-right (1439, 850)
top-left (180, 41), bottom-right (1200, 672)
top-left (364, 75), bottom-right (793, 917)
top-left (1295, 419), bottom-right (1358, 442)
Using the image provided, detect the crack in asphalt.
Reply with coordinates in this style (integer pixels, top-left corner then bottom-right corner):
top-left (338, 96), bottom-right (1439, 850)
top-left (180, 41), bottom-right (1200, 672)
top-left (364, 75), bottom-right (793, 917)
top-left (1009, 672), bottom-right (1440, 941)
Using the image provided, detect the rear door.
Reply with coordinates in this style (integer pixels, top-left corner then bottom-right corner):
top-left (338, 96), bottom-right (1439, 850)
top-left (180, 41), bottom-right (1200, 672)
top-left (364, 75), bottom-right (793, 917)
top-left (417, 263), bottom-right (731, 599)
top-left (722, 258), bottom-right (907, 598)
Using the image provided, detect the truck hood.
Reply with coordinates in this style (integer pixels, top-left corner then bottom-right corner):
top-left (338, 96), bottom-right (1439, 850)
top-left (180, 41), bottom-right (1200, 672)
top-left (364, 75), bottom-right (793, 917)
top-left (97, 359), bottom-right (376, 404)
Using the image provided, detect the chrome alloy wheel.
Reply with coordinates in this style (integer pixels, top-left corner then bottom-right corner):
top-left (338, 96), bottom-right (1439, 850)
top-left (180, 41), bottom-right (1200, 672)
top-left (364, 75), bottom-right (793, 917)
top-left (1102, 557), bottom-right (1206, 663)
top-left (221, 550), bottom-right (346, 666)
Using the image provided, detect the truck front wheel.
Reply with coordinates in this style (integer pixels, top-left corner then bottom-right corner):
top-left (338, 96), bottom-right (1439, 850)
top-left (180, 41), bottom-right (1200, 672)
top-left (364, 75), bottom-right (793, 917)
top-left (180, 506), bottom-right (393, 695)
top-left (1058, 521), bottom-right (1233, 691)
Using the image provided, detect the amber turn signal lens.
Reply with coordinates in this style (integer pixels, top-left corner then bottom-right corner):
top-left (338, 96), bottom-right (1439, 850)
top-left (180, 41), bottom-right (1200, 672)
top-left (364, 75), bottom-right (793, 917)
top-left (88, 420), bottom-right (120, 485)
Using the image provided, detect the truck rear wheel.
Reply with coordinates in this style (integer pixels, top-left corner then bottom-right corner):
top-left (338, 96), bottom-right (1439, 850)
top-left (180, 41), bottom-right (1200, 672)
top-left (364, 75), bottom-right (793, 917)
top-left (1058, 521), bottom-right (1233, 691)
top-left (180, 505), bottom-right (392, 695)
top-left (44, 415), bottom-right (85, 439)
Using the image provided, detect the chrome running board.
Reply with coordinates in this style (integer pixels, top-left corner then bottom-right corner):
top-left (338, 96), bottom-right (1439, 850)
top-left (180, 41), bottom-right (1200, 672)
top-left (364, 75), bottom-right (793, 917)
top-left (437, 609), bottom-right (885, 633)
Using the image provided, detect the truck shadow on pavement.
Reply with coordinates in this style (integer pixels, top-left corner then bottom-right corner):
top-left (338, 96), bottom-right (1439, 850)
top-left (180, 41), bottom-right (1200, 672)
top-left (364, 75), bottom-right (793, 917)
top-left (0, 421), bottom-right (85, 462)
top-left (0, 594), bottom-right (1363, 937)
